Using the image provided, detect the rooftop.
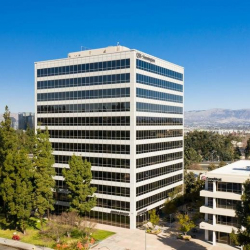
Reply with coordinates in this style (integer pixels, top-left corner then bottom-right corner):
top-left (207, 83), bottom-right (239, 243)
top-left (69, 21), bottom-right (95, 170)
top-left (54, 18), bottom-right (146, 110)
top-left (210, 160), bottom-right (250, 176)
top-left (68, 45), bottom-right (130, 58)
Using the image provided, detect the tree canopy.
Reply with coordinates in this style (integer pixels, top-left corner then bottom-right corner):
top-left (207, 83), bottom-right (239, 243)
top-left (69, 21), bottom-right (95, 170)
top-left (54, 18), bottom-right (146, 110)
top-left (185, 131), bottom-right (240, 167)
top-left (62, 155), bottom-right (96, 215)
top-left (33, 128), bottom-right (55, 228)
top-left (230, 179), bottom-right (250, 249)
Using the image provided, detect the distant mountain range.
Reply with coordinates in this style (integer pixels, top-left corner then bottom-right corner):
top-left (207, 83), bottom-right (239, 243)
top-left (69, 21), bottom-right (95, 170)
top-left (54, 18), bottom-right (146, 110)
top-left (185, 109), bottom-right (250, 129)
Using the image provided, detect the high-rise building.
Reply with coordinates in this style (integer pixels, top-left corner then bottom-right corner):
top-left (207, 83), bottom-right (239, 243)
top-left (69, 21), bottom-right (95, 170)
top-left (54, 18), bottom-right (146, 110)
top-left (18, 112), bottom-right (35, 130)
top-left (35, 46), bottom-right (184, 229)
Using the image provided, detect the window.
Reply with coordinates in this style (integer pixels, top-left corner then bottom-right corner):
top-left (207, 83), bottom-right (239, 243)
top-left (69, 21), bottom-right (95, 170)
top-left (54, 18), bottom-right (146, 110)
top-left (136, 88), bottom-right (183, 103)
top-left (136, 102), bottom-right (183, 114)
top-left (136, 129), bottom-right (183, 140)
top-left (136, 117), bottom-right (183, 126)
top-left (37, 88), bottom-right (130, 102)
top-left (37, 59), bottom-right (130, 77)
top-left (136, 151), bottom-right (183, 168)
top-left (136, 73), bottom-right (183, 92)
top-left (37, 102), bottom-right (130, 113)
top-left (37, 73), bottom-right (130, 89)
top-left (136, 59), bottom-right (183, 81)
top-left (217, 182), bottom-right (242, 194)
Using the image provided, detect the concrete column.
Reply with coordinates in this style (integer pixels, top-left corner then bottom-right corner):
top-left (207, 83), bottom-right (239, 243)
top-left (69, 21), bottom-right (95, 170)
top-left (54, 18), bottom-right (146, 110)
top-left (213, 214), bottom-right (216, 225)
top-left (213, 198), bottom-right (216, 209)
top-left (205, 180), bottom-right (208, 190)
top-left (129, 51), bottom-right (137, 230)
top-left (205, 213), bottom-right (208, 221)
top-left (213, 181), bottom-right (216, 192)
top-left (205, 230), bottom-right (209, 241)
top-left (212, 231), bottom-right (216, 245)
top-left (205, 197), bottom-right (208, 206)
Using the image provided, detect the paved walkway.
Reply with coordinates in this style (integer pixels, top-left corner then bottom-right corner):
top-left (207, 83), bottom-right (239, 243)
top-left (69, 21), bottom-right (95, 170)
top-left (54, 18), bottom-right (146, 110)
top-left (92, 224), bottom-right (238, 250)
top-left (0, 237), bottom-right (53, 250)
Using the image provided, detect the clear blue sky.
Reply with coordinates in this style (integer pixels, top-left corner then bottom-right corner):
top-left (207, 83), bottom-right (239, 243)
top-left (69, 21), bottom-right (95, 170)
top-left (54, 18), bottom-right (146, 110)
top-left (0, 0), bottom-right (250, 113)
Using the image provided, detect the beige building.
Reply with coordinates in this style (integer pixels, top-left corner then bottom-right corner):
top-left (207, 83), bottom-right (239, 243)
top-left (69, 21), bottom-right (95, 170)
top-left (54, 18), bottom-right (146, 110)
top-left (200, 160), bottom-right (250, 246)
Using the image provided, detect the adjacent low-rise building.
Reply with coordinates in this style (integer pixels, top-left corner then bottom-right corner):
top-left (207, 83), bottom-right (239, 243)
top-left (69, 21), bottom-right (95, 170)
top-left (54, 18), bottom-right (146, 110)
top-left (200, 160), bottom-right (250, 246)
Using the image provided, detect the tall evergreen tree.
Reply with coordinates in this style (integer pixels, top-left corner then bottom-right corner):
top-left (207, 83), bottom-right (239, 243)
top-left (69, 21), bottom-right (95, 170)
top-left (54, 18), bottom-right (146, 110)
top-left (0, 106), bottom-right (18, 164)
top-left (245, 139), bottom-right (250, 159)
top-left (62, 156), bottom-right (96, 215)
top-left (230, 179), bottom-right (250, 249)
top-left (33, 128), bottom-right (55, 228)
top-left (26, 125), bottom-right (35, 154)
top-left (0, 149), bottom-right (33, 233)
top-left (0, 106), bottom-right (18, 215)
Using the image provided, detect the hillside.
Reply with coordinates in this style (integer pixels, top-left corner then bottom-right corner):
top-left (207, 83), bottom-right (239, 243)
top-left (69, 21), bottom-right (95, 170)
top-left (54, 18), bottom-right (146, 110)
top-left (185, 109), bottom-right (250, 128)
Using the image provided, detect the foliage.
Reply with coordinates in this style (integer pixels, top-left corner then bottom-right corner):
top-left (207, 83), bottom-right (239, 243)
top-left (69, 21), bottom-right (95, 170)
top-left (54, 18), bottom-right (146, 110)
top-left (40, 212), bottom-right (97, 248)
top-left (17, 126), bottom-right (35, 154)
top-left (185, 172), bottom-right (204, 194)
top-left (232, 179), bottom-right (250, 249)
top-left (40, 215), bottom-right (68, 243)
top-left (168, 185), bottom-right (182, 199)
top-left (184, 147), bottom-right (202, 168)
top-left (234, 146), bottom-right (242, 160)
top-left (62, 156), bottom-right (96, 215)
top-left (0, 106), bottom-right (17, 212)
top-left (33, 128), bottom-right (55, 228)
top-left (0, 149), bottom-right (33, 233)
top-left (148, 209), bottom-right (159, 226)
top-left (0, 222), bottom-right (113, 248)
top-left (219, 161), bottom-right (227, 167)
top-left (185, 172), bottom-right (196, 193)
top-left (229, 229), bottom-right (240, 246)
top-left (0, 107), bottom-right (33, 233)
top-left (185, 131), bottom-right (240, 166)
top-left (245, 139), bottom-right (250, 159)
top-left (163, 200), bottom-right (177, 215)
top-left (176, 213), bottom-right (195, 235)
top-left (188, 163), bottom-right (202, 170)
top-left (208, 163), bottom-right (217, 171)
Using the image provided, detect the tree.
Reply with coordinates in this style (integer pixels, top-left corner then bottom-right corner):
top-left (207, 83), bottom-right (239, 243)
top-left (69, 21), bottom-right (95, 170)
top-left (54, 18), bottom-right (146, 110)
top-left (17, 126), bottom-right (35, 154)
top-left (184, 147), bottom-right (202, 168)
top-left (185, 131), bottom-right (238, 162)
top-left (176, 213), bottom-right (195, 235)
top-left (33, 128), bottom-right (55, 229)
top-left (232, 179), bottom-right (250, 249)
top-left (168, 185), bottom-right (182, 199)
top-left (0, 149), bottom-right (33, 234)
top-left (234, 146), bottom-right (242, 160)
top-left (208, 163), bottom-right (216, 171)
top-left (164, 201), bottom-right (177, 215)
top-left (219, 161), bottom-right (226, 168)
top-left (245, 139), bottom-right (250, 159)
top-left (0, 106), bottom-right (19, 216)
top-left (62, 156), bottom-right (96, 215)
top-left (229, 229), bottom-right (240, 247)
top-left (185, 172), bottom-right (196, 194)
top-left (148, 209), bottom-right (159, 227)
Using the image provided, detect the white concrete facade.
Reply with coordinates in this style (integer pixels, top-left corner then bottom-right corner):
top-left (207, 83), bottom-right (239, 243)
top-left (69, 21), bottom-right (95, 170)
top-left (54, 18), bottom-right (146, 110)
top-left (200, 160), bottom-right (250, 246)
top-left (35, 45), bottom-right (184, 229)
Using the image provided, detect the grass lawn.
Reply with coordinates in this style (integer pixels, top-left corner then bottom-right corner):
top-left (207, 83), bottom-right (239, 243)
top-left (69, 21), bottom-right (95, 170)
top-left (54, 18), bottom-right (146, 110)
top-left (92, 229), bottom-right (115, 241)
top-left (0, 218), bottom-right (115, 248)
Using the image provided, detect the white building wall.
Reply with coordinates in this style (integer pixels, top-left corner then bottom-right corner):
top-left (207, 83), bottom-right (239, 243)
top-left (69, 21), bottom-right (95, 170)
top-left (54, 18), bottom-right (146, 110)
top-left (35, 46), bottom-right (184, 229)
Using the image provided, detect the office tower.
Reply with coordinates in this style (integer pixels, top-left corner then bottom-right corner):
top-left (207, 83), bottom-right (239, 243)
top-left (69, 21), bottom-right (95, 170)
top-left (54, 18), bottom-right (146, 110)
top-left (35, 46), bottom-right (184, 229)
top-left (18, 112), bottom-right (35, 130)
